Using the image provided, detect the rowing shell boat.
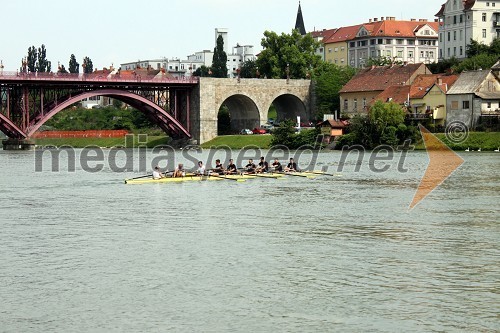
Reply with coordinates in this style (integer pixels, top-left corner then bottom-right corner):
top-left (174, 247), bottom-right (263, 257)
top-left (125, 174), bottom-right (254, 184)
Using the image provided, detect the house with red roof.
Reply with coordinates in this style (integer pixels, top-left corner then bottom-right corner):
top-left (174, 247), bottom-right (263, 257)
top-left (339, 63), bottom-right (428, 116)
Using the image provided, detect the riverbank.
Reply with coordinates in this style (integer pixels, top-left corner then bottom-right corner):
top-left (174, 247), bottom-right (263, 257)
top-left (31, 132), bottom-right (499, 150)
top-left (34, 136), bottom-right (170, 148)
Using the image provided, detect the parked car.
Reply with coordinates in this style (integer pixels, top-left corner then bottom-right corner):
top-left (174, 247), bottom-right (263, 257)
top-left (261, 124), bottom-right (274, 133)
top-left (252, 127), bottom-right (267, 134)
top-left (240, 128), bottom-right (253, 135)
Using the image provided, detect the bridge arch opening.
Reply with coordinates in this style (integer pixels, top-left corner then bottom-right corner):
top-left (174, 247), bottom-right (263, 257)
top-left (218, 94), bottom-right (260, 134)
top-left (271, 94), bottom-right (308, 125)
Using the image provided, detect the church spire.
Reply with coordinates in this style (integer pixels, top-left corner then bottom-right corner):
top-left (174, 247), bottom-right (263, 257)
top-left (295, 1), bottom-right (306, 35)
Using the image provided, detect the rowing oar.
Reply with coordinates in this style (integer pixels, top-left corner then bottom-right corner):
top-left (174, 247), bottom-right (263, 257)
top-left (304, 171), bottom-right (342, 177)
top-left (278, 172), bottom-right (315, 178)
top-left (124, 170), bottom-right (171, 182)
top-left (209, 174), bottom-right (246, 182)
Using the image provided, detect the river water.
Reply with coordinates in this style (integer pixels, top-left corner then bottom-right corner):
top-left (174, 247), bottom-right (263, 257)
top-left (0, 148), bottom-right (498, 332)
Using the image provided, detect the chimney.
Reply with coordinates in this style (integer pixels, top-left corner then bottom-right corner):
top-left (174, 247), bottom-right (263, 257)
top-left (437, 78), bottom-right (443, 85)
top-left (369, 18), bottom-right (372, 23)
top-left (434, 19), bottom-right (439, 22)
top-left (381, 17), bottom-right (385, 21)
top-left (374, 18), bottom-right (378, 22)
top-left (411, 18), bottom-right (416, 21)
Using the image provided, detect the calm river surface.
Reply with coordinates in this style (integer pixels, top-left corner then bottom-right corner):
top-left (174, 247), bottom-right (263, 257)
top-left (0, 148), bottom-right (498, 332)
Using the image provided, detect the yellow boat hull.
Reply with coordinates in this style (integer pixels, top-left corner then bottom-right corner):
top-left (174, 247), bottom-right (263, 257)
top-left (125, 174), bottom-right (253, 184)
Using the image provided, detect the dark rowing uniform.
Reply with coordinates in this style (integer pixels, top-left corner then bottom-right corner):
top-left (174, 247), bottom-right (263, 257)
top-left (213, 162), bottom-right (224, 175)
top-left (258, 161), bottom-right (269, 172)
top-left (272, 161), bottom-right (282, 172)
top-left (287, 162), bottom-right (298, 171)
top-left (226, 163), bottom-right (237, 174)
top-left (245, 163), bottom-right (256, 173)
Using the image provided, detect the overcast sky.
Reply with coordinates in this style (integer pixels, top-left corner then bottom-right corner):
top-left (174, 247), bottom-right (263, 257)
top-left (0, 0), bottom-right (442, 71)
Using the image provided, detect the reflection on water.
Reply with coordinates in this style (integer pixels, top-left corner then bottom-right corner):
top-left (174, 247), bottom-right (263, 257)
top-left (0, 149), bottom-right (498, 332)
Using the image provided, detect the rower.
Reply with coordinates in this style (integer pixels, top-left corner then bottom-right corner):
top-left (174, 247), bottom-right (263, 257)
top-left (195, 161), bottom-right (206, 176)
top-left (225, 159), bottom-right (237, 175)
top-left (244, 159), bottom-right (256, 174)
top-left (255, 156), bottom-right (269, 173)
top-left (271, 158), bottom-right (283, 172)
top-left (172, 163), bottom-right (185, 178)
top-left (284, 158), bottom-right (298, 172)
top-left (212, 159), bottom-right (224, 175)
top-left (152, 166), bottom-right (165, 179)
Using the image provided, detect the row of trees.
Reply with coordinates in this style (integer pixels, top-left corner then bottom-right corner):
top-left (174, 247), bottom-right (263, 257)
top-left (20, 44), bottom-right (93, 74)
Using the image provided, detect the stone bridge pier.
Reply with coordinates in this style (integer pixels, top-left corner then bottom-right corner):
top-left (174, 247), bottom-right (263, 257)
top-left (190, 77), bottom-right (314, 144)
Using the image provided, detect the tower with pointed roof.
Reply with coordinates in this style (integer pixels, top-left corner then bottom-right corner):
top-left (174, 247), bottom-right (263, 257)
top-left (295, 1), bottom-right (306, 35)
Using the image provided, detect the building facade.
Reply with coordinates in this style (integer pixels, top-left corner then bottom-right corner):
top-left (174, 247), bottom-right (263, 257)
top-left (323, 17), bottom-right (439, 68)
top-left (436, 0), bottom-right (500, 60)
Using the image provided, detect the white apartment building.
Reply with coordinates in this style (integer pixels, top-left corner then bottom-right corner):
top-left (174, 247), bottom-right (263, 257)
top-left (436, 0), bottom-right (500, 60)
top-left (347, 17), bottom-right (440, 68)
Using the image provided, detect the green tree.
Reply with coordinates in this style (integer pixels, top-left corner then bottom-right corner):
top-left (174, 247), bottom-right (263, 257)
top-left (217, 105), bottom-right (231, 135)
top-left (453, 53), bottom-right (499, 72)
top-left (193, 65), bottom-right (211, 77)
top-left (211, 35), bottom-right (228, 78)
top-left (312, 62), bottom-right (357, 120)
top-left (69, 54), bottom-right (79, 73)
top-left (83, 56), bottom-right (93, 74)
top-left (257, 30), bottom-right (321, 79)
top-left (428, 57), bottom-right (460, 74)
top-left (26, 46), bottom-right (37, 72)
top-left (270, 119), bottom-right (297, 147)
top-left (36, 44), bottom-right (51, 72)
top-left (466, 39), bottom-right (490, 57)
top-left (240, 59), bottom-right (258, 78)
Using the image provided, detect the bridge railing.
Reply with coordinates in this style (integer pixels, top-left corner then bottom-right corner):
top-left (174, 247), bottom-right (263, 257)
top-left (0, 71), bottom-right (199, 84)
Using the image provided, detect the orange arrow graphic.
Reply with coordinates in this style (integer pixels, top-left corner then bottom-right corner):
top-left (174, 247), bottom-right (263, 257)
top-left (409, 124), bottom-right (464, 210)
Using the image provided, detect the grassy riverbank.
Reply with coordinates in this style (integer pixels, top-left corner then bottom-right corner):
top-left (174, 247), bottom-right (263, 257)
top-left (32, 132), bottom-right (499, 150)
top-left (414, 132), bottom-right (500, 151)
top-left (34, 136), bottom-right (171, 148)
top-left (200, 135), bottom-right (273, 149)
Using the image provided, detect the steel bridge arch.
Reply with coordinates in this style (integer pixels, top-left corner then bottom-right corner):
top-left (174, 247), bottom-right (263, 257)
top-left (27, 89), bottom-right (191, 138)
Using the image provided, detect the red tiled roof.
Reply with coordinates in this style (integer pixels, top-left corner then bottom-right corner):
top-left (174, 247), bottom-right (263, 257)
top-left (369, 20), bottom-right (439, 38)
top-left (310, 28), bottom-right (337, 40)
top-left (321, 119), bottom-right (347, 128)
top-left (340, 63), bottom-right (426, 93)
top-left (323, 24), bottom-right (365, 43)
top-left (372, 85), bottom-right (411, 105)
top-left (410, 74), bottom-right (459, 97)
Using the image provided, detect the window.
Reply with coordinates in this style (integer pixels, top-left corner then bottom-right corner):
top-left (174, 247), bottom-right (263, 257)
top-left (487, 102), bottom-right (492, 108)
top-left (463, 100), bottom-right (470, 109)
top-left (451, 101), bottom-right (458, 109)
top-left (448, 32), bottom-right (451, 41)
top-left (353, 99), bottom-right (358, 111)
top-left (493, 3), bottom-right (496, 7)
top-left (370, 39), bottom-right (376, 45)
top-left (386, 50), bottom-right (392, 57)
top-left (377, 39), bottom-right (383, 44)
top-left (334, 47), bottom-right (338, 52)
top-left (460, 14), bottom-right (463, 23)
top-left (453, 47), bottom-right (457, 56)
top-left (454, 15), bottom-right (457, 24)
top-left (349, 42), bottom-right (355, 47)
top-left (397, 39), bottom-right (404, 44)
top-left (482, 13), bottom-right (487, 22)
top-left (408, 40), bottom-right (415, 45)
top-left (397, 50), bottom-right (403, 58)
top-left (460, 30), bottom-right (463, 41)
top-left (487, 2), bottom-right (490, 6)
top-left (344, 99), bottom-right (348, 110)
top-left (460, 46), bottom-right (463, 55)
top-left (385, 39), bottom-right (393, 44)
top-left (363, 98), bottom-right (367, 109)
top-left (483, 29), bottom-right (487, 38)
top-left (329, 48), bottom-right (332, 53)
top-left (408, 50), bottom-right (414, 58)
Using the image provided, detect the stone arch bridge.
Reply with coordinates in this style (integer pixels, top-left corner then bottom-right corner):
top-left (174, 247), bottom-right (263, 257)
top-left (0, 73), bottom-right (313, 146)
